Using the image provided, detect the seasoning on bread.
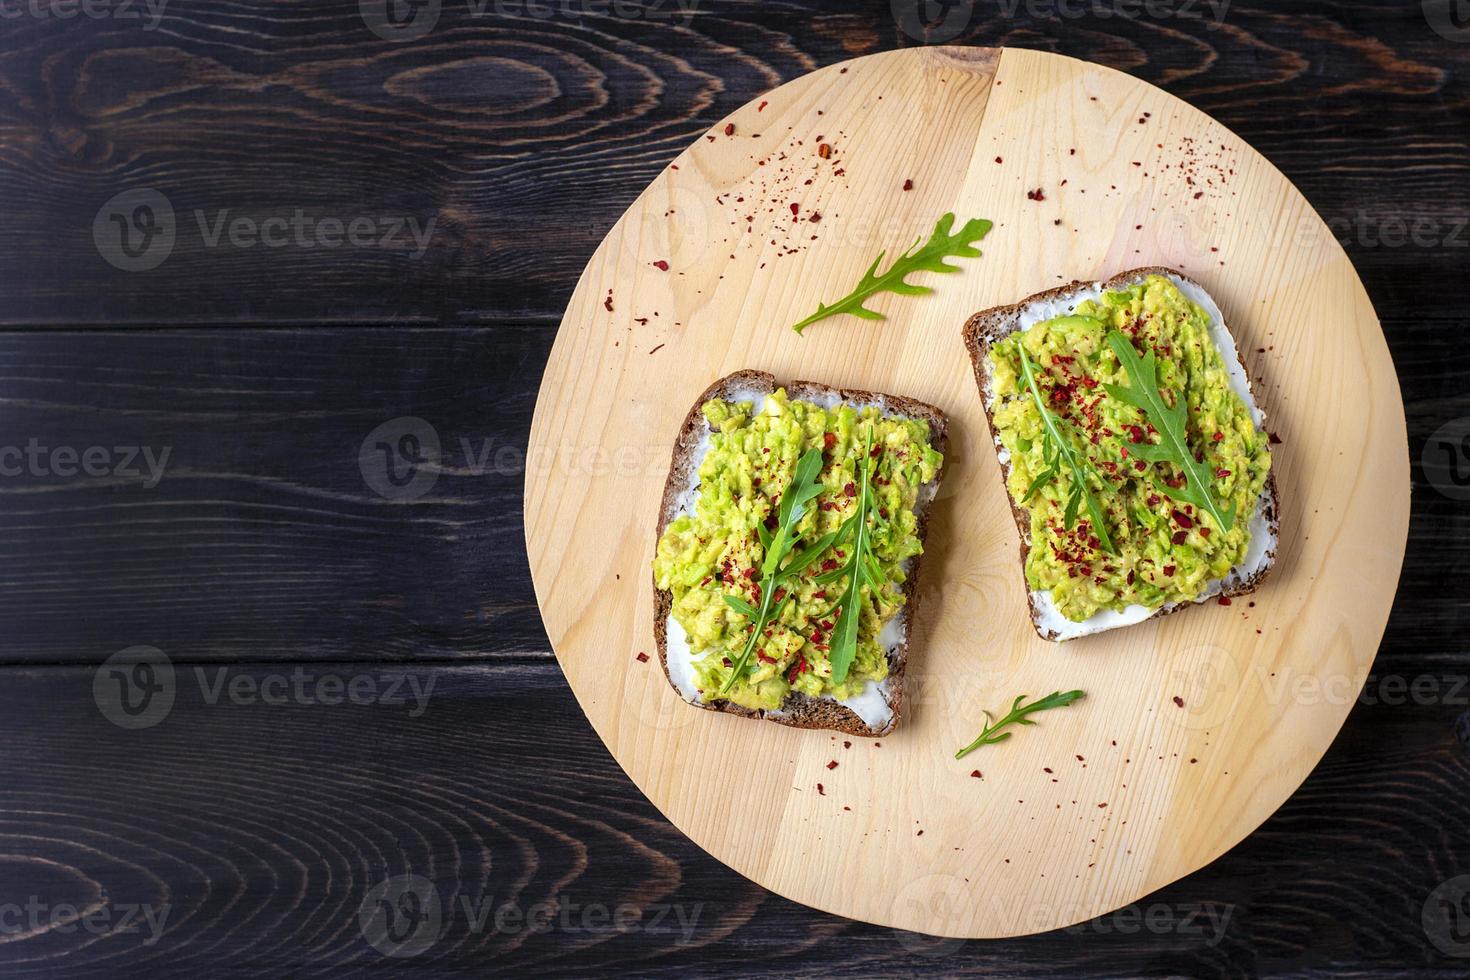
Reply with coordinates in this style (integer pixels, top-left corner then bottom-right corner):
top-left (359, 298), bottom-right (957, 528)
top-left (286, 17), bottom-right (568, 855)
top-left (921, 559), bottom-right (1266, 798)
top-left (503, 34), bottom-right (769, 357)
top-left (962, 269), bottom-right (1279, 641)
top-left (652, 370), bottom-right (947, 735)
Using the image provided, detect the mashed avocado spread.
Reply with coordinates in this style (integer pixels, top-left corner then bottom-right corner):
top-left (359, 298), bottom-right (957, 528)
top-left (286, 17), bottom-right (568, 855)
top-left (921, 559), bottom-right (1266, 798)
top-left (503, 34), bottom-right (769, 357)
top-left (988, 275), bottom-right (1272, 623)
top-left (653, 390), bottom-right (942, 711)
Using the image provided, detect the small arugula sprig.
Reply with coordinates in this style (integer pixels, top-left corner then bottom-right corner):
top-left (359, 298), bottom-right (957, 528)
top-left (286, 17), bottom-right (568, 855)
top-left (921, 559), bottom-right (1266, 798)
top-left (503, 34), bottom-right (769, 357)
top-left (790, 214), bottom-right (992, 334)
top-left (1016, 342), bottom-right (1115, 554)
top-left (719, 447), bottom-right (842, 695)
top-left (954, 690), bottom-right (1086, 760)
top-left (813, 431), bottom-right (883, 686)
top-left (1103, 331), bottom-right (1236, 532)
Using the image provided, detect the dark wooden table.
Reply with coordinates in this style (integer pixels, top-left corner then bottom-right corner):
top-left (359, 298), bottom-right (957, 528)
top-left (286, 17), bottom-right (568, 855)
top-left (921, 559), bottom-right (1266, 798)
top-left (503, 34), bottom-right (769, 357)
top-left (1, 2), bottom-right (1467, 975)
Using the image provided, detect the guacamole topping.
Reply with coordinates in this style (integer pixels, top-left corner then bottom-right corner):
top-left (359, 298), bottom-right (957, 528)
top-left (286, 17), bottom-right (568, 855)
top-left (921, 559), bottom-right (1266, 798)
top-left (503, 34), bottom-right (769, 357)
top-left (987, 275), bottom-right (1272, 623)
top-left (653, 389), bottom-right (942, 711)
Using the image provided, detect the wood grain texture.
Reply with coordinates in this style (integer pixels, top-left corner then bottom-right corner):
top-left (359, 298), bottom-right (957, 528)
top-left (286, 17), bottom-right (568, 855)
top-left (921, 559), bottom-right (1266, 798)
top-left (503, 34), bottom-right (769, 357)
top-left (527, 46), bottom-right (1409, 937)
top-left (0, 320), bottom-right (1457, 669)
top-left (0, 327), bottom-right (549, 664)
top-left (0, 1), bottom-right (1464, 324)
top-left (0, 0), bottom-right (1462, 972)
top-left (1, 663), bottom-right (1467, 976)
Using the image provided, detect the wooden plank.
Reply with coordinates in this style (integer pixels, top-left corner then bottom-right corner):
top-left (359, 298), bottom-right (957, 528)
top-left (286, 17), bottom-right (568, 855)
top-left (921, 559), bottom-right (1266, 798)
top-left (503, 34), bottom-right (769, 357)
top-left (0, 662), bottom-right (1465, 974)
top-left (0, 2), bottom-right (1463, 324)
top-left (0, 320), bottom-right (1461, 666)
top-left (0, 326), bottom-right (552, 663)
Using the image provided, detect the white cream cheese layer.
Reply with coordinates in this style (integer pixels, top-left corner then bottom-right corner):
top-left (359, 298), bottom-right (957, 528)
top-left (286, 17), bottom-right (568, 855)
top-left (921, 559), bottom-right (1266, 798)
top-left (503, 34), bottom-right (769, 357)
top-left (984, 273), bottom-right (1274, 641)
top-left (663, 387), bottom-right (924, 731)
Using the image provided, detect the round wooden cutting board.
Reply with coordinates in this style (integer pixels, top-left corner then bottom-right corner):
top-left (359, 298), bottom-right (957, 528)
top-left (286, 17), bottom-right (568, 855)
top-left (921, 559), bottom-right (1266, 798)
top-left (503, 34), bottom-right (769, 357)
top-left (524, 47), bottom-right (1407, 938)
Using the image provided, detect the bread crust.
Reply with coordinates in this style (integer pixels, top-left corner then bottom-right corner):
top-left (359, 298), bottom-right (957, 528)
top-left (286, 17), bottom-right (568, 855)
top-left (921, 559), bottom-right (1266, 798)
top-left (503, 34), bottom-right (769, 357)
top-left (960, 267), bottom-right (1281, 641)
top-left (652, 371), bottom-right (948, 736)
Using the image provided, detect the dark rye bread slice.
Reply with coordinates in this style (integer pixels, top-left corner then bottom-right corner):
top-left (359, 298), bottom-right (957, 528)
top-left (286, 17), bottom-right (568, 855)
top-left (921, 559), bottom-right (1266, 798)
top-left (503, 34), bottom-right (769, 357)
top-left (961, 267), bottom-right (1281, 642)
top-left (652, 370), bottom-right (948, 737)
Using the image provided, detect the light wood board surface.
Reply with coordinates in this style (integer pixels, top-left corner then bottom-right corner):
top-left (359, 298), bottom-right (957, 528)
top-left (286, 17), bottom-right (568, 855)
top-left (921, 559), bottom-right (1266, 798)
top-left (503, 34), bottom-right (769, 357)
top-left (524, 46), bottom-right (1408, 938)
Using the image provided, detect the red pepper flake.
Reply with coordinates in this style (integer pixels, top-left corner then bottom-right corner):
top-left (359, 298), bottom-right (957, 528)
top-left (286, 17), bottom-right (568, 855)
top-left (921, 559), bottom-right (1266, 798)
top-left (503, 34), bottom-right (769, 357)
top-left (1171, 530), bottom-right (1189, 545)
top-left (724, 123), bottom-right (735, 136)
top-left (647, 343), bottom-right (665, 356)
top-left (1218, 596), bottom-right (1232, 606)
top-left (1268, 431), bottom-right (1283, 445)
top-left (902, 179), bottom-right (914, 191)
top-left (817, 143), bottom-right (832, 159)
top-left (823, 432), bottom-right (836, 451)
top-left (826, 760), bottom-right (838, 770)
top-left (843, 482), bottom-right (857, 498)
top-left (758, 100), bottom-right (768, 112)
top-left (1216, 468), bottom-right (1231, 478)
top-left (916, 829), bottom-right (924, 836)
top-left (1212, 431), bottom-right (1224, 442)
top-left (1173, 510), bottom-right (1193, 529)
top-left (603, 293), bottom-right (614, 313)
top-left (816, 783), bottom-right (825, 796)
top-left (1097, 802), bottom-right (1108, 808)
top-left (744, 568), bottom-right (758, 580)
top-left (1172, 696), bottom-right (1185, 708)
top-left (820, 559), bottom-right (838, 572)
top-left (790, 202), bottom-right (800, 217)
top-left (1163, 564), bottom-right (1176, 576)
top-left (808, 212), bottom-right (822, 223)
top-left (1026, 187), bottom-right (1046, 201)
top-left (1199, 526), bottom-right (1211, 538)
top-left (994, 156), bottom-right (1003, 163)
top-left (970, 770), bottom-right (982, 778)
top-left (635, 651), bottom-right (649, 663)
top-left (652, 260), bottom-right (669, 271)
top-left (843, 740), bottom-right (851, 749)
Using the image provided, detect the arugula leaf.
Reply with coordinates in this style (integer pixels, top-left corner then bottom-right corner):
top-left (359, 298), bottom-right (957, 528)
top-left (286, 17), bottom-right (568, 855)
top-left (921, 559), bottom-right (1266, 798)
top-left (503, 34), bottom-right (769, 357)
top-left (719, 447), bottom-right (827, 696)
top-left (816, 432), bottom-right (881, 685)
top-left (1015, 342), bottom-right (1115, 554)
top-left (721, 594), bottom-right (758, 618)
top-left (1103, 331), bottom-right (1236, 532)
top-left (954, 690), bottom-right (1086, 759)
top-left (790, 214), bottom-right (992, 334)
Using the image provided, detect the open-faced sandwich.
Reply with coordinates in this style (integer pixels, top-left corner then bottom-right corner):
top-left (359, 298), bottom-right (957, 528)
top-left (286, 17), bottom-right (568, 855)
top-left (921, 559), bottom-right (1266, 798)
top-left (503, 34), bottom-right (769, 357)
top-left (963, 268), bottom-right (1278, 641)
top-left (651, 370), bottom-right (947, 736)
